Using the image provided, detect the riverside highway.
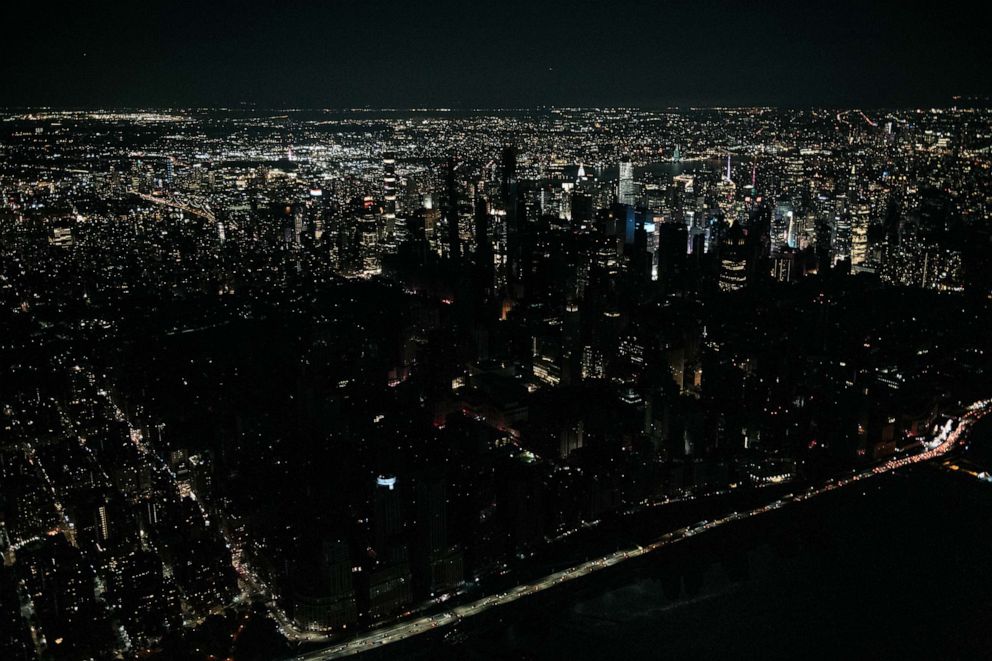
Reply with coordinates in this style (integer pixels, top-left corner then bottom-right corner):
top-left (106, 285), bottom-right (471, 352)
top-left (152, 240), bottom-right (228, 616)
top-left (295, 399), bottom-right (991, 661)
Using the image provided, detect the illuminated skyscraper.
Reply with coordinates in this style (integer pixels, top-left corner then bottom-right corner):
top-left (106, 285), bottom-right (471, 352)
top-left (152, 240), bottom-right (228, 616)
top-left (618, 158), bottom-right (635, 206)
top-left (850, 204), bottom-right (871, 269)
top-left (383, 152), bottom-right (398, 222)
top-left (831, 213), bottom-right (852, 265)
top-left (773, 202), bottom-right (795, 253)
top-left (719, 219), bottom-right (747, 291)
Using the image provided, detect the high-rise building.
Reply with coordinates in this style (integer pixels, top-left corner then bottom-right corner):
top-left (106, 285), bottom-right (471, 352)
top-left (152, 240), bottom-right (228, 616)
top-left (719, 220), bottom-right (748, 292)
top-left (773, 202), bottom-right (795, 253)
top-left (501, 145), bottom-right (521, 288)
top-left (445, 157), bottom-right (460, 262)
top-left (618, 159), bottom-right (635, 206)
top-left (373, 475), bottom-right (404, 561)
top-left (850, 204), bottom-right (871, 269)
top-left (831, 213), bottom-right (853, 265)
top-left (383, 152), bottom-right (398, 231)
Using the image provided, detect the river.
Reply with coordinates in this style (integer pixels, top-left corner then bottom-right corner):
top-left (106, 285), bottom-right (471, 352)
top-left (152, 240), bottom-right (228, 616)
top-left (374, 416), bottom-right (992, 659)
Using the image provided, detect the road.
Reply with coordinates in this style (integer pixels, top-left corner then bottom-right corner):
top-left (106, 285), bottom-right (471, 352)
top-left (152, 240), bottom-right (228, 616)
top-left (130, 189), bottom-right (217, 223)
top-left (293, 398), bottom-right (990, 660)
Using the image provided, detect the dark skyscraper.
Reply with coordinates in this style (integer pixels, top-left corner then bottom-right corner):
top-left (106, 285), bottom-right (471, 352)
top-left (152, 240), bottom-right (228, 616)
top-left (445, 157), bottom-right (460, 263)
top-left (500, 145), bottom-right (523, 293)
top-left (474, 194), bottom-right (495, 308)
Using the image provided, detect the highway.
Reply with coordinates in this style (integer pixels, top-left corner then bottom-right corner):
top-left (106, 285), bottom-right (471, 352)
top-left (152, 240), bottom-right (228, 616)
top-left (295, 399), bottom-right (990, 660)
top-left (130, 189), bottom-right (217, 223)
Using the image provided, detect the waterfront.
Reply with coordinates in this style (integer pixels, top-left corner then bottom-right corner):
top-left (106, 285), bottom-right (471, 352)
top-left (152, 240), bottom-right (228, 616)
top-left (371, 418), bottom-right (992, 660)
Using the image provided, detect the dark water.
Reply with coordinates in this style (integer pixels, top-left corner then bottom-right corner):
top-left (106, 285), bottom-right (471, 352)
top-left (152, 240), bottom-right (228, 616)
top-left (381, 419), bottom-right (992, 660)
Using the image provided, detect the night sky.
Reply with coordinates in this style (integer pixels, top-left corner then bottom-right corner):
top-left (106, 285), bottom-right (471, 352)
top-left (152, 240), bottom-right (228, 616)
top-left (1, 0), bottom-right (987, 109)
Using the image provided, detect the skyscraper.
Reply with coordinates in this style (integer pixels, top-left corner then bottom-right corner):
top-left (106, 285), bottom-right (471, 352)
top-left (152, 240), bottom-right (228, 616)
top-left (850, 204), bottom-right (871, 270)
top-left (501, 145), bottom-right (522, 290)
top-left (445, 157), bottom-right (460, 262)
top-left (618, 158), bottom-right (635, 206)
top-left (773, 202), bottom-right (795, 253)
top-left (719, 220), bottom-right (748, 292)
top-left (383, 152), bottom-right (398, 223)
top-left (373, 475), bottom-right (404, 562)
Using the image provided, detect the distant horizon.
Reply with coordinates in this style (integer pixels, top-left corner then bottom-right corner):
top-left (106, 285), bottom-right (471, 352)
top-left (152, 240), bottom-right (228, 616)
top-left (3, 99), bottom-right (990, 113)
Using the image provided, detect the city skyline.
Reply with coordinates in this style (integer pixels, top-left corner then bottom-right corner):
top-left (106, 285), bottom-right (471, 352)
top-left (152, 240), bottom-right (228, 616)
top-left (3, 3), bottom-right (992, 660)
top-left (3, 103), bottom-right (992, 659)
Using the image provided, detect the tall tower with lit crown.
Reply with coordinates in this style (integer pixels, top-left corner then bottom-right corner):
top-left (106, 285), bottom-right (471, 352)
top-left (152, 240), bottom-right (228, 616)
top-left (383, 153), bottom-right (398, 220)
